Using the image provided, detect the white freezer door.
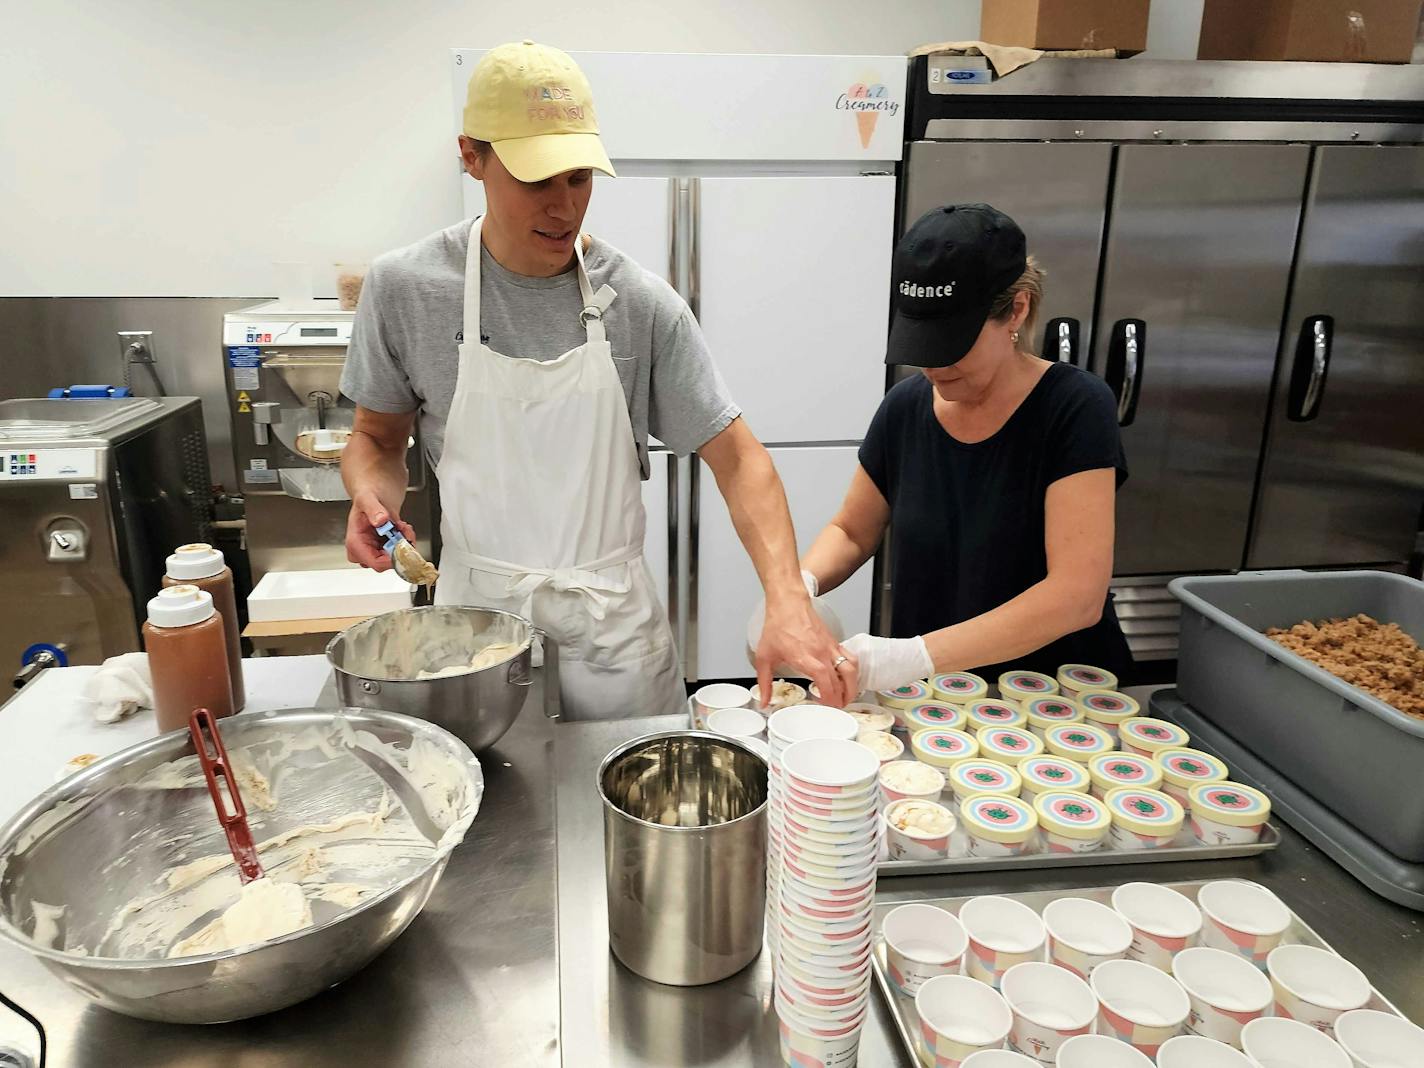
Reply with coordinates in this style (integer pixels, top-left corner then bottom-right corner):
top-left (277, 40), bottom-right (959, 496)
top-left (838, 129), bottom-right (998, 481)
top-left (694, 445), bottom-right (871, 681)
top-left (697, 175), bottom-right (896, 444)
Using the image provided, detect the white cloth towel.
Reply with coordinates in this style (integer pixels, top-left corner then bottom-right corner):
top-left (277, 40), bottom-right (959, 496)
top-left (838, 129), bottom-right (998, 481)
top-left (77, 652), bottom-right (154, 723)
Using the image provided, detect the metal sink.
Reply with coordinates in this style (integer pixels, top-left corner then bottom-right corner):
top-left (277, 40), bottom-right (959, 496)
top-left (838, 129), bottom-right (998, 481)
top-left (0, 398), bottom-right (160, 440)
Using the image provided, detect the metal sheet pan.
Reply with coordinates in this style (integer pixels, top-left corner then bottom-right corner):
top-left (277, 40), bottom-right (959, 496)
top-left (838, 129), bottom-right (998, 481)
top-left (869, 879), bottom-right (1408, 1067)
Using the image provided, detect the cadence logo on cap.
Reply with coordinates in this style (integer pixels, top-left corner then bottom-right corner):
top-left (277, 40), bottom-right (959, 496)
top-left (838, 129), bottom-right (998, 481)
top-left (899, 280), bottom-right (956, 298)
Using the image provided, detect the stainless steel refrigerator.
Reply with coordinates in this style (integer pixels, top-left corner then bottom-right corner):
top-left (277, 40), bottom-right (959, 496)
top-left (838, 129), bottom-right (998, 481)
top-left (898, 57), bottom-right (1424, 662)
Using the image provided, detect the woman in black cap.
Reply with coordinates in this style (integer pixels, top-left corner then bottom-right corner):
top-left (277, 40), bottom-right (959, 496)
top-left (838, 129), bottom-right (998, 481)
top-left (806, 204), bottom-right (1132, 692)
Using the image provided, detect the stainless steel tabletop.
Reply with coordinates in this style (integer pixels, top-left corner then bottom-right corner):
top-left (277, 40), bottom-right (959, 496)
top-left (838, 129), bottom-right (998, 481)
top-left (3, 695), bottom-right (1420, 1066)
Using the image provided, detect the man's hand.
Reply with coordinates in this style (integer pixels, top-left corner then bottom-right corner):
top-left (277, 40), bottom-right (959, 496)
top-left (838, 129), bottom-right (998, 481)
top-left (755, 588), bottom-right (856, 709)
top-left (841, 633), bottom-right (933, 694)
top-left (345, 489), bottom-right (416, 572)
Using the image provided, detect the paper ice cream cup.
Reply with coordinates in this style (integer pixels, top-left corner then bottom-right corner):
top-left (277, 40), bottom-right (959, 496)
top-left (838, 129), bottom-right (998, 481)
top-left (1056, 663), bottom-right (1118, 699)
top-left (1118, 716), bottom-right (1189, 759)
top-left (961, 793), bottom-right (1038, 858)
top-left (1110, 881), bottom-right (1202, 972)
top-left (1091, 957), bottom-right (1190, 1058)
top-left (1189, 781), bottom-right (1271, 847)
top-left (1241, 1017), bottom-right (1352, 1068)
top-left (776, 1005), bottom-right (866, 1065)
top-left (1076, 690), bottom-right (1140, 741)
top-left (996, 670), bottom-right (1059, 707)
top-left (1018, 756), bottom-right (1090, 803)
top-left (692, 682), bottom-right (752, 729)
top-left (1335, 1009), bottom-right (1424, 1068)
top-left (706, 704), bottom-right (766, 741)
top-left (768, 704), bottom-right (858, 749)
top-left (1267, 944), bottom-right (1371, 1038)
top-left (1001, 961), bottom-right (1096, 1063)
top-left (782, 737), bottom-right (880, 794)
top-left (931, 672), bottom-right (989, 705)
top-left (916, 974), bottom-right (1012, 1066)
top-left (911, 727), bottom-right (980, 769)
top-left (1197, 880), bottom-right (1291, 967)
top-left (1087, 751), bottom-right (1162, 799)
top-left (884, 798), bottom-right (956, 861)
top-left (1056, 1033), bottom-right (1155, 1068)
top-left (961, 1052), bottom-right (1039, 1067)
top-left (1042, 897), bottom-right (1133, 979)
top-left (976, 726), bottom-right (1044, 768)
top-left (964, 699), bottom-right (1028, 734)
top-left (959, 895), bottom-right (1046, 989)
top-left (1043, 722), bottom-right (1115, 764)
top-left (1156, 1034), bottom-right (1253, 1068)
top-left (1023, 696), bottom-right (1084, 740)
top-left (1033, 790), bottom-right (1110, 854)
top-left (1155, 746), bottom-right (1229, 805)
top-left (879, 759), bottom-right (947, 805)
top-left (948, 760), bottom-right (1022, 806)
top-left (1172, 946), bottom-right (1272, 1049)
top-left (883, 903), bottom-right (968, 996)
top-left (1105, 786), bottom-right (1185, 851)
top-left (878, 681), bottom-right (931, 710)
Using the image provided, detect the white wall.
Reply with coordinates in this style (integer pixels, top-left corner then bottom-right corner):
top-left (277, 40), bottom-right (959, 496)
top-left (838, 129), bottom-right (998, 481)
top-left (0, 1), bottom-right (1205, 297)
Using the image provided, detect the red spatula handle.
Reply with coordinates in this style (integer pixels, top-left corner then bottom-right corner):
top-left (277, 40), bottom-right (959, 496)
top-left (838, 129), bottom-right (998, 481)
top-left (188, 707), bottom-right (265, 885)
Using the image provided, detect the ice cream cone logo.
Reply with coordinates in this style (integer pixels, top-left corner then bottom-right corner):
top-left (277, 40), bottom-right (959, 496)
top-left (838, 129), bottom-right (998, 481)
top-left (838, 80), bottom-right (894, 148)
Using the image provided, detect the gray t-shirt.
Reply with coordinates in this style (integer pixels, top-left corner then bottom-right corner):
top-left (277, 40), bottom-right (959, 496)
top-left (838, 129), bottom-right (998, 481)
top-left (340, 217), bottom-right (740, 478)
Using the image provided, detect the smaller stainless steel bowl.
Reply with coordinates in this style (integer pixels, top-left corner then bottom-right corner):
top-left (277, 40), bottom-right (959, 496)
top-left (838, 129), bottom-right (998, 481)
top-left (327, 605), bottom-right (534, 751)
top-left (0, 707), bottom-right (482, 1024)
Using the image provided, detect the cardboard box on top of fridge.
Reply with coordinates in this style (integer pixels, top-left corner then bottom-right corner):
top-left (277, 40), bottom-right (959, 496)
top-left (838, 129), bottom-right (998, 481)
top-left (979, 0), bottom-right (1151, 54)
top-left (1197, 0), bottom-right (1424, 63)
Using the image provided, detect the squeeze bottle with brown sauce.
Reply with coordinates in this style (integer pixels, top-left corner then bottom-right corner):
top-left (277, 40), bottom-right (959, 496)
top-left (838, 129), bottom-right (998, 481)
top-left (161, 542), bottom-right (246, 710)
top-left (144, 585), bottom-right (234, 733)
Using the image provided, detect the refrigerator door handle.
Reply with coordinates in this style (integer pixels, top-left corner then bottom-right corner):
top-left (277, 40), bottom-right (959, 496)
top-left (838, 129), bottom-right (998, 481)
top-left (1105, 319), bottom-right (1146, 427)
top-left (1288, 316), bottom-right (1333, 423)
top-left (1042, 317), bottom-right (1080, 366)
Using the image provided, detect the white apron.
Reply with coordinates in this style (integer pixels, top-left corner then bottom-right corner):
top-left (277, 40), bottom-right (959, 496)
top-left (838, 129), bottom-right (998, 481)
top-left (434, 218), bottom-right (686, 722)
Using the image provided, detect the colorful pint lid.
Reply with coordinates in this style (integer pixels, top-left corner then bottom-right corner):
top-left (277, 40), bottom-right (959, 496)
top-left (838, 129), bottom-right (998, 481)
top-left (1019, 756), bottom-right (1090, 794)
top-left (1189, 781), bottom-right (1272, 827)
top-left (1024, 696), bottom-right (1084, 727)
top-left (1088, 752), bottom-right (1163, 794)
top-left (1105, 786), bottom-right (1185, 833)
top-left (1156, 747), bottom-right (1229, 789)
top-left (1034, 790), bottom-right (1110, 838)
top-left (1077, 690), bottom-right (1141, 722)
top-left (878, 681), bottom-right (931, 709)
top-left (977, 726), bottom-right (1044, 766)
top-left (965, 699), bottom-right (1028, 733)
top-left (1044, 722), bottom-right (1115, 761)
top-left (904, 702), bottom-right (966, 732)
top-left (961, 793), bottom-right (1037, 843)
top-left (910, 727), bottom-right (979, 768)
top-left (998, 670), bottom-right (1059, 701)
top-left (1119, 717), bottom-right (1190, 754)
top-left (1056, 663), bottom-right (1118, 693)
top-left (930, 671), bottom-right (988, 704)
top-left (948, 759), bottom-right (1022, 799)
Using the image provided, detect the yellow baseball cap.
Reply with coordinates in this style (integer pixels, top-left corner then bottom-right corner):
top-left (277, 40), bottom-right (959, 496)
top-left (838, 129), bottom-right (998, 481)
top-left (462, 40), bottom-right (615, 182)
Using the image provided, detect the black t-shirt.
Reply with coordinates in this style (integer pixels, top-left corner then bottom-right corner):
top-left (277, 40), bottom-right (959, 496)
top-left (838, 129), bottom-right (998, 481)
top-left (859, 362), bottom-right (1132, 680)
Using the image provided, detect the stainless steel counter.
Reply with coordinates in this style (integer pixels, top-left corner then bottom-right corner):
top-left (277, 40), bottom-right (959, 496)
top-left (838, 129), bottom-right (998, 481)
top-left (3, 694), bottom-right (1420, 1066)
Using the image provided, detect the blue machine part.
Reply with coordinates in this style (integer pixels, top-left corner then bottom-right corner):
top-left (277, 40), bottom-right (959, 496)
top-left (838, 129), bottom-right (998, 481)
top-left (20, 642), bottom-right (69, 668)
top-left (47, 385), bottom-right (133, 398)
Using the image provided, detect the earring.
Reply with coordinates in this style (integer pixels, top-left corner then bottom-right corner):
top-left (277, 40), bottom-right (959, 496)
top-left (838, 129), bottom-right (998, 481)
top-left (1011, 330), bottom-right (1020, 343)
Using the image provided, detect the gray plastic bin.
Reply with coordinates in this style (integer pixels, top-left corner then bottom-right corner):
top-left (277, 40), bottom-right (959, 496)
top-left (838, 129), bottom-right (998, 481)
top-left (1170, 570), bottom-right (1424, 862)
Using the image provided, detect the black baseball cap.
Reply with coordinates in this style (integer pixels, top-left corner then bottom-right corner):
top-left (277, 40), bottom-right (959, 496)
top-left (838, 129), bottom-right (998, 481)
top-left (886, 204), bottom-right (1027, 367)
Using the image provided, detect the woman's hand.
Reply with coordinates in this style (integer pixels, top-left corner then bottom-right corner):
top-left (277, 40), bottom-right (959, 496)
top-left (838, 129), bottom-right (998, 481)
top-left (841, 633), bottom-right (933, 693)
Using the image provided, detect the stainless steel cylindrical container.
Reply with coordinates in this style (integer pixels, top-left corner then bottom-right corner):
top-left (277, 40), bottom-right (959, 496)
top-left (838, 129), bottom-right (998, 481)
top-left (599, 731), bottom-right (768, 986)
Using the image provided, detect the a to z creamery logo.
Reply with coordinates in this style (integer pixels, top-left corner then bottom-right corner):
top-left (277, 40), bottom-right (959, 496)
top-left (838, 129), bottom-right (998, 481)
top-left (837, 81), bottom-right (899, 148)
top-left (526, 85), bottom-right (584, 121)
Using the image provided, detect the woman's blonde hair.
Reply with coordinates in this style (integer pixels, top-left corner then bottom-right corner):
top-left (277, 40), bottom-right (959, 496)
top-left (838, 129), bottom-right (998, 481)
top-left (987, 254), bottom-right (1045, 353)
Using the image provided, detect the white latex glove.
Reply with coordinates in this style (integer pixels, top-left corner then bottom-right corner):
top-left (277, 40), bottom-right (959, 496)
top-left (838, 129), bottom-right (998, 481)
top-left (842, 633), bottom-right (933, 694)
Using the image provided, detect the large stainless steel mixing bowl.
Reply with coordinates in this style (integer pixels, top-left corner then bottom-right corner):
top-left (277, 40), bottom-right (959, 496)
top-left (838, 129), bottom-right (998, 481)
top-left (0, 707), bottom-right (483, 1024)
top-left (327, 605), bottom-right (540, 751)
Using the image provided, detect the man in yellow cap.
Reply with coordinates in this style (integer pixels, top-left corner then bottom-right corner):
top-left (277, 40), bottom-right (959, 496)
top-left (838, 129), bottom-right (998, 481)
top-left (340, 40), bottom-right (854, 719)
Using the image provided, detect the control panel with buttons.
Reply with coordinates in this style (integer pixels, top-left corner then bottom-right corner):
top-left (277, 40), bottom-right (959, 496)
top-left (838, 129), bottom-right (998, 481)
top-left (0, 448), bottom-right (101, 481)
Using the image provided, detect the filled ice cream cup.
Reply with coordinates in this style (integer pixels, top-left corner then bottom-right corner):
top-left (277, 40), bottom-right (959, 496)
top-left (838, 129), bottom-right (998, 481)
top-left (855, 729), bottom-right (904, 764)
top-left (1110, 881), bottom-right (1202, 972)
top-left (1118, 716), bottom-right (1190, 759)
top-left (706, 704), bottom-right (766, 740)
top-left (964, 699), bottom-right (1028, 734)
top-left (902, 701), bottom-right (968, 737)
top-left (1105, 786), bottom-right (1185, 851)
top-left (884, 798), bottom-right (956, 861)
top-left (1087, 751), bottom-right (1163, 799)
top-left (844, 702), bottom-right (897, 735)
top-left (996, 670), bottom-right (1059, 707)
top-left (1022, 696), bottom-right (1084, 740)
top-left (1032, 790), bottom-right (1110, 853)
top-left (1155, 746), bottom-right (1229, 805)
top-left (959, 895), bottom-right (1046, 989)
top-left (1001, 961), bottom-right (1096, 1063)
top-left (1017, 756), bottom-right (1090, 803)
top-left (1055, 1033), bottom-right (1155, 1068)
top-left (1076, 689), bottom-right (1139, 733)
top-left (960, 793), bottom-right (1038, 858)
top-left (1042, 897), bottom-right (1133, 979)
top-left (1189, 781), bottom-right (1272, 847)
top-left (880, 759), bottom-right (947, 804)
top-left (1056, 663), bottom-right (1118, 699)
top-left (1172, 946), bottom-right (1272, 1048)
top-left (692, 682), bottom-right (752, 729)
top-left (975, 726), bottom-right (1044, 768)
top-left (931, 671), bottom-right (989, 705)
top-left (1156, 1034), bottom-right (1253, 1068)
top-left (1197, 879), bottom-right (1291, 966)
top-left (883, 903), bottom-right (968, 996)
top-left (760, 679), bottom-right (807, 712)
top-left (916, 974), bottom-right (1013, 1066)
top-left (948, 759), bottom-right (1022, 806)
top-left (1090, 957), bottom-right (1190, 1058)
top-left (1334, 1008), bottom-right (1424, 1068)
top-left (910, 727), bottom-right (980, 769)
top-left (878, 681), bottom-right (931, 710)
top-left (1241, 1017), bottom-right (1352, 1068)
top-left (1267, 944), bottom-right (1372, 1038)
top-left (1043, 722), bottom-right (1115, 764)
top-left (768, 704), bottom-right (859, 748)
